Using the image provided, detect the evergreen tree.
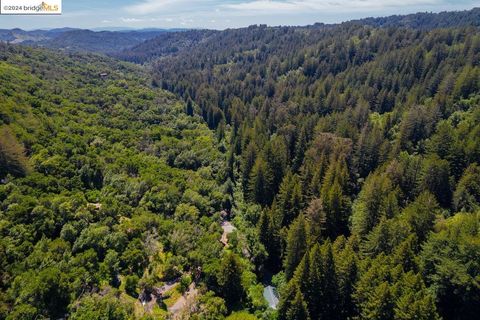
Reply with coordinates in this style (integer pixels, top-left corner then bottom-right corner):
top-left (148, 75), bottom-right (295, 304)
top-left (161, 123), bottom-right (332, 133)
top-left (453, 163), bottom-right (480, 212)
top-left (361, 217), bottom-right (394, 257)
top-left (335, 243), bottom-right (358, 320)
top-left (320, 241), bottom-right (339, 320)
top-left (351, 171), bottom-right (399, 237)
top-left (393, 273), bottom-right (440, 320)
top-left (242, 142), bottom-right (257, 196)
top-left (258, 206), bottom-right (282, 270)
top-left (305, 198), bottom-right (326, 244)
top-left (217, 252), bottom-right (244, 308)
top-left (392, 235), bottom-right (418, 273)
top-left (277, 172), bottom-right (304, 226)
top-left (307, 154), bottom-right (327, 198)
top-left (286, 289), bottom-right (311, 320)
top-left (401, 192), bottom-right (439, 244)
top-left (186, 98), bottom-right (194, 116)
top-left (305, 244), bottom-right (323, 319)
top-left (264, 137), bottom-right (288, 196)
top-left (293, 126), bottom-right (308, 172)
top-left (362, 282), bottom-right (394, 320)
top-left (318, 158), bottom-right (351, 238)
top-left (321, 180), bottom-right (350, 238)
top-left (419, 155), bottom-right (452, 208)
top-left (284, 215), bottom-right (308, 280)
top-left (278, 280), bottom-right (300, 320)
top-left (248, 156), bottom-right (274, 206)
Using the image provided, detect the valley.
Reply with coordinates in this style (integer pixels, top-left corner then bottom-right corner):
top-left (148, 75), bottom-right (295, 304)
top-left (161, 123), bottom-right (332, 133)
top-left (0, 7), bottom-right (480, 320)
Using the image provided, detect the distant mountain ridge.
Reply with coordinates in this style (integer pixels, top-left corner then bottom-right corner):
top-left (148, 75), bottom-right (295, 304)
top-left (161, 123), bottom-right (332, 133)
top-left (0, 28), bottom-right (180, 54)
top-left (350, 7), bottom-right (480, 29)
top-left (1, 7), bottom-right (478, 57)
top-left (116, 7), bottom-right (480, 63)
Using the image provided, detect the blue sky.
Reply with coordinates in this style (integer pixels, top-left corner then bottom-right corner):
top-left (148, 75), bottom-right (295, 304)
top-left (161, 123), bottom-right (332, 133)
top-left (0, 0), bottom-right (479, 30)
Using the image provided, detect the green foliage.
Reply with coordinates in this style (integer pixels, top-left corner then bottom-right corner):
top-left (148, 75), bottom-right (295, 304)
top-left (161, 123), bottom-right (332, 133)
top-left (226, 311), bottom-right (258, 320)
top-left (420, 213), bottom-right (480, 319)
top-left (193, 291), bottom-right (228, 320)
top-left (216, 252), bottom-right (245, 308)
top-left (69, 292), bottom-right (133, 320)
top-left (419, 156), bottom-right (452, 207)
top-left (124, 275), bottom-right (139, 297)
top-left (0, 126), bottom-right (30, 179)
top-left (286, 290), bottom-right (310, 320)
top-left (351, 171), bottom-right (399, 237)
top-left (1, 9), bottom-right (480, 320)
top-left (283, 215), bottom-right (308, 280)
top-left (179, 274), bottom-right (192, 294)
top-left (249, 156), bottom-right (274, 206)
top-left (0, 44), bottom-right (226, 318)
top-left (453, 163), bottom-right (480, 212)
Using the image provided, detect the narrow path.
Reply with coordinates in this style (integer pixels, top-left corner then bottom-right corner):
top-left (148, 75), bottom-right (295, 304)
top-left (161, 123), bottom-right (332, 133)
top-left (168, 283), bottom-right (198, 318)
top-left (220, 220), bottom-right (236, 246)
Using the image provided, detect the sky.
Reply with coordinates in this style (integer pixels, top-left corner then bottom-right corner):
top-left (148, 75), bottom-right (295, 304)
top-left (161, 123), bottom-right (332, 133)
top-left (0, 0), bottom-right (479, 30)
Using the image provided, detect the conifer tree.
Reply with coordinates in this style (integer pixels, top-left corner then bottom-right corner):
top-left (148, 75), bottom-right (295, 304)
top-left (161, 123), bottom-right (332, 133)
top-left (453, 163), bottom-right (480, 212)
top-left (186, 98), bottom-right (194, 116)
top-left (248, 156), bottom-right (274, 206)
top-left (392, 235), bottom-right (418, 273)
top-left (217, 252), bottom-right (244, 308)
top-left (361, 217), bottom-right (393, 257)
top-left (308, 154), bottom-right (327, 197)
top-left (401, 192), bottom-right (439, 244)
top-left (393, 273), bottom-right (440, 320)
top-left (293, 253), bottom-right (310, 296)
top-left (264, 136), bottom-right (288, 195)
top-left (241, 142), bottom-right (257, 196)
top-left (351, 172), bottom-right (398, 237)
top-left (319, 158), bottom-right (351, 238)
top-left (419, 155), bottom-right (452, 208)
top-left (335, 244), bottom-right (358, 320)
top-left (284, 215), bottom-right (308, 280)
top-left (320, 241), bottom-right (339, 320)
top-left (277, 172), bottom-right (304, 226)
top-left (286, 289), bottom-right (311, 320)
top-left (321, 180), bottom-right (350, 238)
top-left (305, 198), bottom-right (326, 244)
top-left (278, 280), bottom-right (299, 320)
top-left (306, 244), bottom-right (323, 319)
top-left (293, 127), bottom-right (308, 172)
top-left (363, 282), bottom-right (394, 320)
top-left (258, 207), bottom-right (282, 270)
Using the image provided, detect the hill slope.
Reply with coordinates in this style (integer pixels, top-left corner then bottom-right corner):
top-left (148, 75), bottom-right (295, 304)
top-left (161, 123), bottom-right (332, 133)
top-left (0, 44), bottom-right (232, 319)
top-left (142, 8), bottom-right (480, 320)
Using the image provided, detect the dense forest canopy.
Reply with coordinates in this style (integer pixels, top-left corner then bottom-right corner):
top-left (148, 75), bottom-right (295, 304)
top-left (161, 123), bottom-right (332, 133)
top-left (0, 7), bottom-right (480, 320)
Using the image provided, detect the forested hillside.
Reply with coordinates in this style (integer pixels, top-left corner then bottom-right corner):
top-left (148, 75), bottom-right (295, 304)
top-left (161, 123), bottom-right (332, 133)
top-left (0, 7), bottom-right (479, 320)
top-left (147, 9), bottom-right (480, 320)
top-left (0, 44), bottom-right (249, 319)
top-left (114, 30), bottom-right (217, 64)
top-left (0, 28), bottom-right (168, 54)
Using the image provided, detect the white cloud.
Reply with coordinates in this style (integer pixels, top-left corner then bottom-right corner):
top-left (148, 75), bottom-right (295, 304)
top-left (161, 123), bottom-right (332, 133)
top-left (112, 0), bottom-right (466, 29)
top-left (124, 0), bottom-right (179, 14)
top-left (124, 0), bottom-right (217, 15)
top-left (121, 17), bottom-right (144, 23)
top-left (223, 0), bottom-right (441, 13)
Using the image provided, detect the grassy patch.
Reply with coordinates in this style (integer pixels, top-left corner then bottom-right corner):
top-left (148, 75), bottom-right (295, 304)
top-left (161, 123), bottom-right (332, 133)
top-left (162, 283), bottom-right (182, 308)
